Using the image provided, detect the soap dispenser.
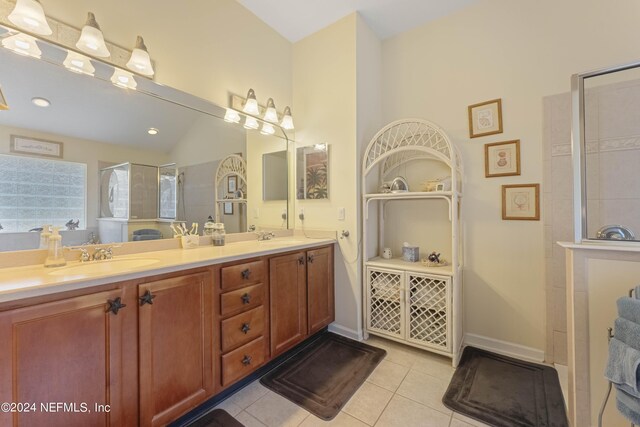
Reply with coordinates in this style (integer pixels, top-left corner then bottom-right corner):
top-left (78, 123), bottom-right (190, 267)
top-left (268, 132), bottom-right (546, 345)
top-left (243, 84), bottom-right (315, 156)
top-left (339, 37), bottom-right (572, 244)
top-left (44, 227), bottom-right (66, 268)
top-left (39, 224), bottom-right (51, 250)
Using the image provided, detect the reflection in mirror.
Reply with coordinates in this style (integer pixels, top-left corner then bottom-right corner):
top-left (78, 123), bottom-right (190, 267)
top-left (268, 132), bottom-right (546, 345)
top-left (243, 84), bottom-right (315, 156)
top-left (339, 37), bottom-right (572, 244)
top-left (296, 144), bottom-right (329, 200)
top-left (0, 26), bottom-right (290, 251)
top-left (262, 150), bottom-right (288, 201)
top-left (577, 65), bottom-right (640, 242)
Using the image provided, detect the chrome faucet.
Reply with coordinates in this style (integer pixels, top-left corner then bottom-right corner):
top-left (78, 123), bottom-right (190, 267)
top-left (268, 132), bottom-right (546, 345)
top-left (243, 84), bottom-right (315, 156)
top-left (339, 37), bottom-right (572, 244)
top-left (67, 245), bottom-right (117, 262)
top-left (256, 231), bottom-right (275, 241)
top-left (93, 247), bottom-right (114, 261)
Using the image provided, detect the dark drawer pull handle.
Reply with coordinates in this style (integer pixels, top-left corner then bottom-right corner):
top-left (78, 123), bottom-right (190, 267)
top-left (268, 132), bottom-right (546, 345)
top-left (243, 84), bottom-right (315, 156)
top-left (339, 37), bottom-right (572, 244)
top-left (241, 323), bottom-right (251, 334)
top-left (139, 290), bottom-right (156, 306)
top-left (241, 293), bottom-right (251, 304)
top-left (242, 355), bottom-right (252, 366)
top-left (298, 256), bottom-right (305, 265)
top-left (106, 297), bottom-right (126, 315)
top-left (241, 269), bottom-right (251, 280)
top-left (308, 254), bottom-right (314, 263)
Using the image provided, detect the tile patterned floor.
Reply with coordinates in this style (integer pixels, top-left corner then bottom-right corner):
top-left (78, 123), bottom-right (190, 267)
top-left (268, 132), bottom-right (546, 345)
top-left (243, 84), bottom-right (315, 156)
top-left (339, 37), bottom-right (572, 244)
top-left (212, 336), bottom-right (491, 427)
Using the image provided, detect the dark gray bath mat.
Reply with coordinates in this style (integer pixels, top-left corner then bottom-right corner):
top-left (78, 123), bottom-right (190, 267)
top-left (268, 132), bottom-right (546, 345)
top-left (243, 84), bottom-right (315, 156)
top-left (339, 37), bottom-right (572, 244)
top-left (443, 346), bottom-right (568, 427)
top-left (187, 409), bottom-right (244, 427)
top-left (260, 332), bottom-right (386, 420)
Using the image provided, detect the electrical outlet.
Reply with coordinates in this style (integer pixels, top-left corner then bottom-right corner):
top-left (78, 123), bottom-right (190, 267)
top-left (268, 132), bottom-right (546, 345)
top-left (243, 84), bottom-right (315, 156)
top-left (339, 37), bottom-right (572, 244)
top-left (338, 207), bottom-right (345, 221)
top-left (281, 209), bottom-right (287, 220)
top-left (253, 208), bottom-right (259, 218)
top-left (299, 208), bottom-right (305, 221)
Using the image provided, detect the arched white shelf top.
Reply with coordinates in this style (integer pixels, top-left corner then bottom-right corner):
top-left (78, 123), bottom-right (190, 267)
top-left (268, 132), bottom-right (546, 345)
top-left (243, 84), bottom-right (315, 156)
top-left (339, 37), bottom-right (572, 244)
top-left (215, 154), bottom-right (247, 188)
top-left (362, 119), bottom-right (462, 180)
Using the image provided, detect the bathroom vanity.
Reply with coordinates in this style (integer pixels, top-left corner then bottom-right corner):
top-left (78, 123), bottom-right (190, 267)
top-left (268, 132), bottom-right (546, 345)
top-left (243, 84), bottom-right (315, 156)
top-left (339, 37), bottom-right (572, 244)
top-left (0, 238), bottom-right (335, 426)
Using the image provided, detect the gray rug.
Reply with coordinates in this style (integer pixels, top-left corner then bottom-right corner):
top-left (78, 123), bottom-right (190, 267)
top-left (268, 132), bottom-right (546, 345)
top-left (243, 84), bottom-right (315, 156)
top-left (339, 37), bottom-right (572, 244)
top-left (260, 333), bottom-right (386, 420)
top-left (443, 347), bottom-right (568, 427)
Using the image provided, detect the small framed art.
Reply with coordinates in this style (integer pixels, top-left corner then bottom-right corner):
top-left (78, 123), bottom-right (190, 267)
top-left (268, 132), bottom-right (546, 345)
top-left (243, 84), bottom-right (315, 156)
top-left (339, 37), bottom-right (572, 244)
top-left (223, 202), bottom-right (234, 215)
top-left (485, 140), bottom-right (520, 177)
top-left (502, 184), bottom-right (540, 220)
top-left (468, 98), bottom-right (503, 138)
top-left (227, 175), bottom-right (237, 193)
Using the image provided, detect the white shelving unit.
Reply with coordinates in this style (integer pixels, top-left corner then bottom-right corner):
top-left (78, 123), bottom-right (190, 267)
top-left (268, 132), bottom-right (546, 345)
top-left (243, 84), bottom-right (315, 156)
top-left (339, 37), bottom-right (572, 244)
top-left (214, 154), bottom-right (248, 223)
top-left (361, 119), bottom-right (464, 366)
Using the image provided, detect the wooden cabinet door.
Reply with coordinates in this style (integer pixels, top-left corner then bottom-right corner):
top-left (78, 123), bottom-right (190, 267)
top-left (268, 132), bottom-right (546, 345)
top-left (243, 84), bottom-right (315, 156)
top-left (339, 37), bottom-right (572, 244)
top-left (138, 272), bottom-right (213, 427)
top-left (0, 288), bottom-right (133, 427)
top-left (307, 246), bottom-right (335, 334)
top-left (270, 252), bottom-right (307, 357)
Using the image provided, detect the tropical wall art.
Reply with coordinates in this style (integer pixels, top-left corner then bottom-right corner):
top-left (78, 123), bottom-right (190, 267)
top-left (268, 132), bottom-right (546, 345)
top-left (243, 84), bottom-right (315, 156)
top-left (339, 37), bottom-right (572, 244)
top-left (296, 144), bottom-right (330, 200)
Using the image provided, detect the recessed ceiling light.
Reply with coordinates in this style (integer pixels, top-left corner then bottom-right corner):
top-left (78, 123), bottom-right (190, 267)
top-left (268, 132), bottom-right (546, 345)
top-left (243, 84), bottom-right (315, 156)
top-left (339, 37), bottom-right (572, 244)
top-left (31, 97), bottom-right (50, 107)
top-left (147, 128), bottom-right (159, 135)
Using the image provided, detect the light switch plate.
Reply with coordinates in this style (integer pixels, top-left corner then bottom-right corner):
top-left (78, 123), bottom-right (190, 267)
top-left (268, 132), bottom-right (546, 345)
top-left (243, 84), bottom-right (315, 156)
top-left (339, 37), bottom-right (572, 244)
top-left (338, 207), bottom-right (345, 221)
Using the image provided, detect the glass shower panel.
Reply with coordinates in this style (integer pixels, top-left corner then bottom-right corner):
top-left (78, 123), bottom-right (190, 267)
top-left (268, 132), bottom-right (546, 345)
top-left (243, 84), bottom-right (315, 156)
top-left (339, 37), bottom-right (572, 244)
top-left (130, 164), bottom-right (158, 220)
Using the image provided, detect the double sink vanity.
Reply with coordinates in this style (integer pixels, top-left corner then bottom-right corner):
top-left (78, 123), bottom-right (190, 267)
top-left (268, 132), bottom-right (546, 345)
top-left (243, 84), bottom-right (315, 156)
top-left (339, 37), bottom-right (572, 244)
top-left (0, 236), bottom-right (336, 426)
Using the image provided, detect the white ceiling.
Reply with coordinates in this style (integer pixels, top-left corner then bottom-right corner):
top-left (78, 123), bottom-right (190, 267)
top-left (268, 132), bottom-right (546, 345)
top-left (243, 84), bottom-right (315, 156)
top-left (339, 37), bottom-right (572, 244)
top-left (236, 0), bottom-right (478, 42)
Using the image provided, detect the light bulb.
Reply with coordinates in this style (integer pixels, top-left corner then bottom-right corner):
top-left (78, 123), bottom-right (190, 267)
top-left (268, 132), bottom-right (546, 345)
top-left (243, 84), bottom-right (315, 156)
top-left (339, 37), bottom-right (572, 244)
top-left (280, 106), bottom-right (294, 130)
top-left (263, 98), bottom-right (278, 123)
top-left (110, 69), bottom-right (137, 90)
top-left (63, 51), bottom-right (95, 76)
top-left (243, 116), bottom-right (259, 130)
top-left (242, 88), bottom-right (259, 115)
top-left (224, 109), bottom-right (241, 124)
top-left (126, 36), bottom-right (154, 77)
top-left (260, 122), bottom-right (275, 135)
top-left (2, 33), bottom-right (41, 59)
top-left (76, 13), bottom-right (110, 58)
top-left (8, 0), bottom-right (52, 36)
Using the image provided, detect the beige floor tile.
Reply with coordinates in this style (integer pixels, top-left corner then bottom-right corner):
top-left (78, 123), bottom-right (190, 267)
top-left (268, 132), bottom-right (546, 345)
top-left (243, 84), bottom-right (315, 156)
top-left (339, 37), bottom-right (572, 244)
top-left (246, 391), bottom-right (310, 427)
top-left (342, 381), bottom-right (394, 425)
top-left (228, 380), bottom-right (270, 409)
top-left (396, 369), bottom-right (451, 415)
top-left (235, 410), bottom-right (268, 427)
top-left (374, 395), bottom-right (451, 427)
top-left (299, 412), bottom-right (370, 426)
top-left (366, 360), bottom-right (410, 392)
top-left (449, 418), bottom-right (476, 427)
top-left (410, 351), bottom-right (455, 382)
top-left (213, 399), bottom-right (242, 417)
top-left (451, 412), bottom-right (492, 427)
top-left (364, 337), bottom-right (417, 367)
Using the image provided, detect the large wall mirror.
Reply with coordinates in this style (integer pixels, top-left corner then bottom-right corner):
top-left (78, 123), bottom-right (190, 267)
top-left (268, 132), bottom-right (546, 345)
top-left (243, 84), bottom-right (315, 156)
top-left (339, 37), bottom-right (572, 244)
top-left (572, 63), bottom-right (640, 243)
top-left (0, 25), bottom-right (291, 251)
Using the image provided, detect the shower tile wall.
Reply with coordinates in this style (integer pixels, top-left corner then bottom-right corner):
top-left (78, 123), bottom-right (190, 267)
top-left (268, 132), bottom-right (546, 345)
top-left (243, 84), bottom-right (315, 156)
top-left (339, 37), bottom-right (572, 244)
top-left (543, 79), bottom-right (640, 363)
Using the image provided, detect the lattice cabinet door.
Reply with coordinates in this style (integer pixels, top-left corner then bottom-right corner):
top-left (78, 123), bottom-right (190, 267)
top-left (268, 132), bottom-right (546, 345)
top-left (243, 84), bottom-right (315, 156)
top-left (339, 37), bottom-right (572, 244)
top-left (406, 273), bottom-right (451, 352)
top-left (366, 267), bottom-right (404, 339)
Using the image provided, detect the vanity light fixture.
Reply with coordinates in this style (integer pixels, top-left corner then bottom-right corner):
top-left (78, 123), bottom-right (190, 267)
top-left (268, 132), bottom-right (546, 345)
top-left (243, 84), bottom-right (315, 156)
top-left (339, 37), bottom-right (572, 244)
top-left (314, 143), bottom-right (327, 151)
top-left (31, 97), bottom-right (50, 107)
top-left (8, 0), bottom-right (52, 36)
top-left (224, 108), bottom-right (241, 124)
top-left (76, 12), bottom-right (110, 58)
top-left (243, 116), bottom-right (259, 130)
top-left (0, 87), bottom-right (8, 110)
top-left (147, 128), bottom-right (159, 135)
top-left (260, 122), bottom-right (275, 135)
top-left (263, 98), bottom-right (278, 123)
top-left (2, 33), bottom-right (41, 59)
top-left (63, 51), bottom-right (95, 76)
top-left (126, 36), bottom-right (154, 77)
top-left (242, 89), bottom-right (260, 116)
top-left (110, 69), bottom-right (137, 90)
top-left (280, 106), bottom-right (294, 130)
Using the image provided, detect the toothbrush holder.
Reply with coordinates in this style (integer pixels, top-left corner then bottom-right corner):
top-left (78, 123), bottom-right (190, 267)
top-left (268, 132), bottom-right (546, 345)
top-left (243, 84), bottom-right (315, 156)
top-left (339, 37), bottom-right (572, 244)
top-left (180, 235), bottom-right (199, 249)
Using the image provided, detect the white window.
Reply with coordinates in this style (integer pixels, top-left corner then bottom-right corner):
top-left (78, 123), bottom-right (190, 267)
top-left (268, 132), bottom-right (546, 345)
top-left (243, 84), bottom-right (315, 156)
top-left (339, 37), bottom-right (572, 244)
top-left (0, 154), bottom-right (86, 233)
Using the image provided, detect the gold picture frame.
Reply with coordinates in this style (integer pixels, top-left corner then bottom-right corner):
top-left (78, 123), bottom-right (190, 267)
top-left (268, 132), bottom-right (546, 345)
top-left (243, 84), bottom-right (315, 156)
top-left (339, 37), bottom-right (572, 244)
top-left (468, 98), bottom-right (503, 138)
top-left (502, 184), bottom-right (540, 221)
top-left (485, 140), bottom-right (520, 177)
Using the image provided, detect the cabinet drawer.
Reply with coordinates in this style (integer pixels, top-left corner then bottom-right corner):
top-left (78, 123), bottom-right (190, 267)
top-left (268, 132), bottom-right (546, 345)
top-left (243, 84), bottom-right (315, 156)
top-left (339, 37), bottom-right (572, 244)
top-left (221, 260), bottom-right (265, 290)
top-left (221, 306), bottom-right (264, 353)
top-left (221, 337), bottom-right (266, 386)
top-left (221, 284), bottom-right (264, 316)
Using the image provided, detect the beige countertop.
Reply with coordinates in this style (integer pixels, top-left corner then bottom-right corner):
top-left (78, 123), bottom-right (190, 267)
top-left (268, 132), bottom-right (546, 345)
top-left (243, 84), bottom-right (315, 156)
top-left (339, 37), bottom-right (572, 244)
top-left (0, 236), bottom-right (336, 304)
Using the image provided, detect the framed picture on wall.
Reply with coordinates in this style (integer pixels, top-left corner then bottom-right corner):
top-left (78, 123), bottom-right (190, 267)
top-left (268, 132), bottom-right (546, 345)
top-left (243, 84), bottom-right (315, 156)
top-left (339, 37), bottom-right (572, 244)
top-left (502, 184), bottom-right (540, 220)
top-left (468, 98), bottom-right (503, 138)
top-left (10, 135), bottom-right (64, 158)
top-left (223, 202), bottom-right (234, 215)
top-left (227, 175), bottom-right (237, 193)
top-left (485, 140), bottom-right (521, 177)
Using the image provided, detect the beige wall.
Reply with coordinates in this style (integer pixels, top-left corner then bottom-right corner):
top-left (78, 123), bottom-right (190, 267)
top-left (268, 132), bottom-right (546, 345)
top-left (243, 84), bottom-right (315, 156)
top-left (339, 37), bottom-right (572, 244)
top-left (381, 0), bottom-right (640, 353)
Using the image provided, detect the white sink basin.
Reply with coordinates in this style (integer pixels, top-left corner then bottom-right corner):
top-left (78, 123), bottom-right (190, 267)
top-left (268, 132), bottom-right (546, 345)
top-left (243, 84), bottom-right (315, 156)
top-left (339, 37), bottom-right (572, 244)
top-left (49, 258), bottom-right (160, 276)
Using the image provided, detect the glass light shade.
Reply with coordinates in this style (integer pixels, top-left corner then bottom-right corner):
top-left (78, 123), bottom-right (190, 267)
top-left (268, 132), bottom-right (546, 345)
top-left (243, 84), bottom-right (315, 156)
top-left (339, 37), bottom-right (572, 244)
top-left (63, 51), bottom-right (95, 76)
top-left (260, 122), bottom-right (275, 135)
top-left (281, 106), bottom-right (294, 130)
top-left (243, 116), bottom-right (259, 130)
top-left (263, 98), bottom-right (278, 123)
top-left (126, 36), bottom-right (154, 77)
top-left (242, 88), bottom-right (259, 115)
top-left (76, 13), bottom-right (110, 58)
top-left (0, 87), bottom-right (8, 110)
top-left (2, 33), bottom-right (41, 59)
top-left (8, 0), bottom-right (52, 36)
top-left (224, 109), bottom-right (241, 124)
top-left (110, 69), bottom-right (137, 90)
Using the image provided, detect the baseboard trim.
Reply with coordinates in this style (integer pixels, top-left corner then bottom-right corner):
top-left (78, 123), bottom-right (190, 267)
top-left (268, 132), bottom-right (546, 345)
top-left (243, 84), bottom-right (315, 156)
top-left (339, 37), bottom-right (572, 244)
top-left (463, 333), bottom-right (545, 363)
top-left (328, 323), bottom-right (363, 341)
